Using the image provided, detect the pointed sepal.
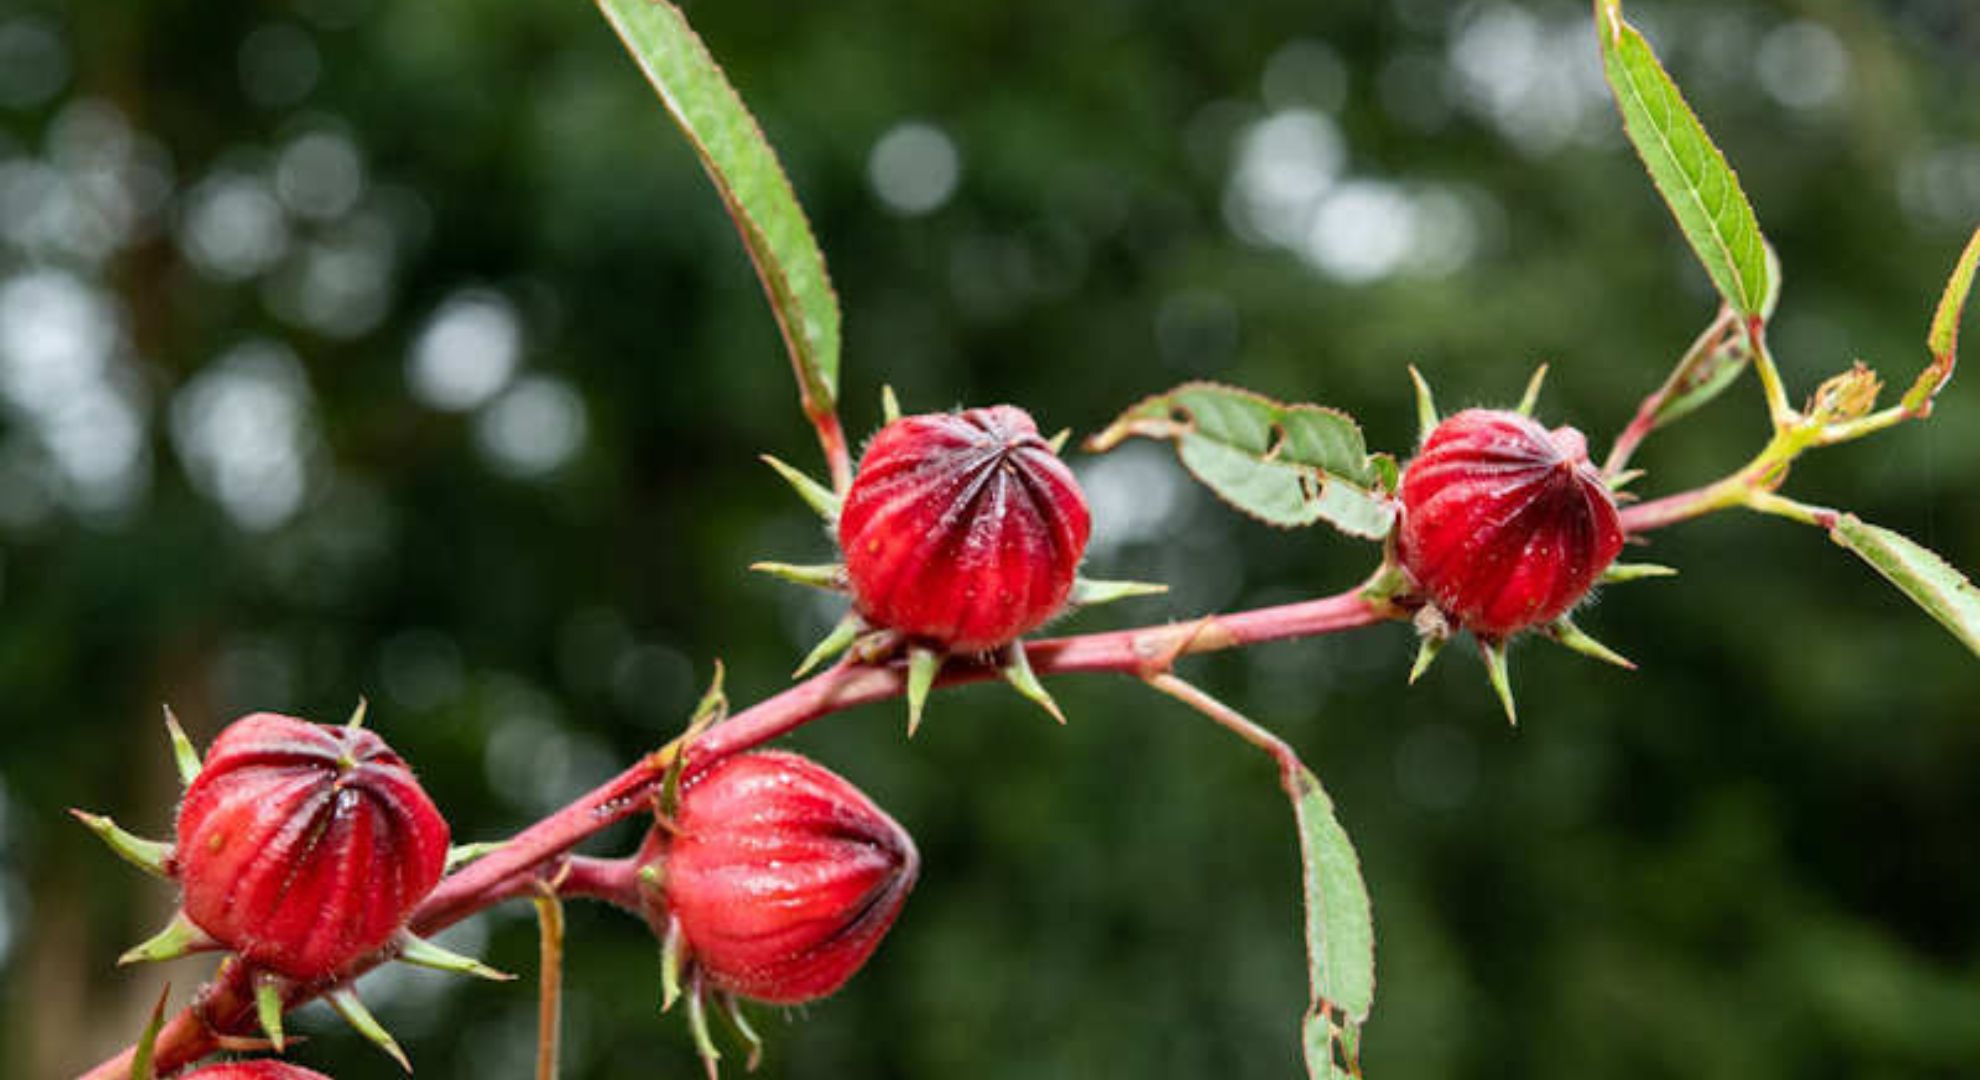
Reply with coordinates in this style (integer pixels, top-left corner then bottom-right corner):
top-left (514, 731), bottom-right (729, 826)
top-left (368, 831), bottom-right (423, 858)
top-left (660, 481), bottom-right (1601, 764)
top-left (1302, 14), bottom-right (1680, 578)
top-left (1607, 468), bottom-right (1647, 491)
top-left (445, 841), bottom-right (505, 873)
top-left (346, 696), bottom-right (370, 729)
top-left (1046, 428), bottom-right (1071, 455)
top-left (904, 646), bottom-right (942, 737)
top-left (1516, 362), bottom-right (1550, 416)
top-left (686, 974), bottom-right (722, 1080)
top-left (1602, 562), bottom-right (1679, 584)
top-left (1069, 577), bottom-right (1169, 608)
top-left (1545, 619), bottom-right (1637, 671)
top-left (398, 933), bottom-right (515, 981)
top-left (69, 809), bottom-right (172, 879)
top-left (660, 662), bottom-right (730, 818)
top-left (659, 911), bottom-right (687, 1013)
top-left (793, 612), bottom-right (863, 679)
top-left (718, 992), bottom-right (765, 1072)
top-left (118, 913), bottom-right (219, 966)
top-left (132, 983), bottom-right (170, 1080)
top-left (1478, 639), bottom-right (1518, 726)
top-left (880, 384), bottom-right (902, 425)
top-left (1000, 645), bottom-right (1065, 725)
top-left (254, 971), bottom-right (287, 1051)
top-left (328, 987), bottom-right (411, 1072)
top-left (1407, 634), bottom-right (1446, 685)
top-left (163, 706), bottom-right (201, 786)
top-left (748, 561), bottom-right (846, 591)
top-left (1408, 365), bottom-right (1439, 445)
top-left (761, 454), bottom-right (842, 522)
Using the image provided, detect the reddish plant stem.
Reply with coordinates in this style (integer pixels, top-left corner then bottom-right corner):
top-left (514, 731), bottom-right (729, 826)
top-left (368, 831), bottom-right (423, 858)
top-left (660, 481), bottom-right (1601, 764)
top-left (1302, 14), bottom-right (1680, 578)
top-left (811, 405), bottom-right (853, 495)
top-left (1603, 307), bottom-right (1739, 478)
top-left (80, 584), bottom-right (1396, 1079)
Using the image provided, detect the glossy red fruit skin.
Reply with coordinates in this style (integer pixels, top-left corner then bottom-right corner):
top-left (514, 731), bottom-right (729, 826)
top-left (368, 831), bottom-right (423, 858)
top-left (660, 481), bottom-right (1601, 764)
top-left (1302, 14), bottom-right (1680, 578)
top-left (1395, 409), bottom-right (1625, 639)
top-left (182, 1062), bottom-right (334, 1080)
top-left (173, 713), bottom-right (450, 983)
top-left (838, 405), bottom-right (1091, 652)
top-left (638, 750), bottom-right (919, 1005)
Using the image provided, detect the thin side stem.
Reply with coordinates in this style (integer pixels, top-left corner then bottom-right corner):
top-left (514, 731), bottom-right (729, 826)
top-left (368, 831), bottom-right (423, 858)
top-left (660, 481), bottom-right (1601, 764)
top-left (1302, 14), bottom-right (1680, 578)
top-left (811, 405), bottom-right (853, 495)
top-left (1604, 307), bottom-right (1738, 477)
top-left (533, 887), bottom-right (566, 1080)
top-left (1145, 673), bottom-right (1302, 789)
top-left (1747, 315), bottom-right (1799, 429)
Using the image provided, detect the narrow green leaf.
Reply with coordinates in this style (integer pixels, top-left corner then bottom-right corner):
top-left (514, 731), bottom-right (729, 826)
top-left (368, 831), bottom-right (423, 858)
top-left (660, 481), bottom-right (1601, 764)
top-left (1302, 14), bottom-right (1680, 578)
top-left (1928, 226), bottom-right (1980, 361)
top-left (1090, 383), bottom-right (1396, 539)
top-left (1830, 515), bottom-right (1980, 657)
top-left (597, 0), bottom-right (841, 415)
top-left (1289, 764), bottom-right (1375, 1078)
top-left (1906, 225), bottom-right (1980, 411)
top-left (1597, 0), bottom-right (1772, 318)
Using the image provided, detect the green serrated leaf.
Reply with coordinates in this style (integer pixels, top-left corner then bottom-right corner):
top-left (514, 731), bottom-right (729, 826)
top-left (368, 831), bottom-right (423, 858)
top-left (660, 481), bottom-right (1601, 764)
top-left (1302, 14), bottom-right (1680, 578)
top-left (1830, 515), bottom-right (1980, 657)
top-left (1597, 0), bottom-right (1772, 318)
top-left (597, 0), bottom-right (840, 415)
top-left (1092, 383), bottom-right (1395, 539)
top-left (1289, 764), bottom-right (1376, 1078)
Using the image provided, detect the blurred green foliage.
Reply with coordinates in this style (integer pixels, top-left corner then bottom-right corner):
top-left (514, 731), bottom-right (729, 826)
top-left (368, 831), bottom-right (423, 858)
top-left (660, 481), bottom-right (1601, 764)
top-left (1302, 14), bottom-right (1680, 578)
top-left (2, 0), bottom-right (1978, 1076)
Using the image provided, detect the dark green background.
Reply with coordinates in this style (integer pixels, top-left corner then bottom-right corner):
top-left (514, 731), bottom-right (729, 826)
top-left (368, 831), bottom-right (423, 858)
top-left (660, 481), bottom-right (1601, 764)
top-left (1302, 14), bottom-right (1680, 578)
top-left (3, 0), bottom-right (1977, 1076)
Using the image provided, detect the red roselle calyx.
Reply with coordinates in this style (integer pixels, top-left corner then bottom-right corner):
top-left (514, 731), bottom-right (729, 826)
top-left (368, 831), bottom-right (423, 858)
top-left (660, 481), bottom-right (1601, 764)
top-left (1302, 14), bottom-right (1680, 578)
top-left (839, 405), bottom-right (1091, 653)
top-left (638, 750), bottom-right (919, 1005)
top-left (1395, 409), bottom-right (1624, 639)
top-left (181, 1063), bottom-right (334, 1080)
top-left (173, 713), bottom-right (451, 982)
